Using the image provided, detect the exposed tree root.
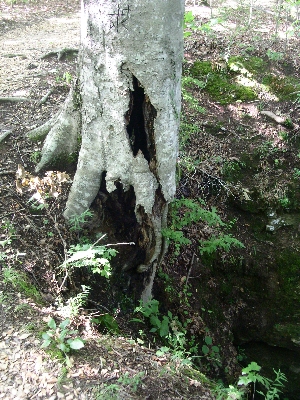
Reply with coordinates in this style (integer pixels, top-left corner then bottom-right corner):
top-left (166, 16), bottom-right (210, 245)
top-left (40, 48), bottom-right (78, 61)
top-left (261, 110), bottom-right (295, 128)
top-left (0, 97), bottom-right (31, 103)
top-left (3, 53), bottom-right (27, 58)
top-left (38, 89), bottom-right (54, 106)
top-left (0, 130), bottom-right (12, 144)
top-left (27, 87), bottom-right (81, 171)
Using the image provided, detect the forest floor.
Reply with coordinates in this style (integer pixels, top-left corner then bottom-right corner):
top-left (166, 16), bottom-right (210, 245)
top-left (0, 0), bottom-right (300, 399)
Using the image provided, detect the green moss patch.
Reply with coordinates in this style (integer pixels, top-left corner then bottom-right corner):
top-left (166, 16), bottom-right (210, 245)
top-left (228, 56), bottom-right (267, 75)
top-left (276, 251), bottom-right (300, 310)
top-left (262, 75), bottom-right (300, 101)
top-left (189, 56), bottom-right (300, 104)
top-left (190, 60), bottom-right (257, 105)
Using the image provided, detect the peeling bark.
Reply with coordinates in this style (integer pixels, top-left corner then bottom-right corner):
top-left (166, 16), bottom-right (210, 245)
top-left (29, 0), bottom-right (184, 300)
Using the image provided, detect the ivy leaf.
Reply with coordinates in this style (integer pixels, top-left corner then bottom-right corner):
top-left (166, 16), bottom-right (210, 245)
top-left (67, 338), bottom-right (85, 350)
top-left (41, 339), bottom-right (51, 348)
top-left (205, 336), bottom-right (213, 346)
top-left (159, 316), bottom-right (170, 337)
top-left (202, 345), bottom-right (210, 355)
top-left (58, 342), bottom-right (69, 352)
top-left (242, 361), bottom-right (261, 374)
top-left (48, 318), bottom-right (56, 330)
top-left (42, 332), bottom-right (51, 340)
top-left (59, 319), bottom-right (70, 330)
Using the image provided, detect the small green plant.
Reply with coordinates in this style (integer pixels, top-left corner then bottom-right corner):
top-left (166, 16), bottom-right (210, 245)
top-left (55, 71), bottom-right (73, 85)
top-left (30, 151), bottom-right (41, 164)
top-left (0, 291), bottom-right (7, 305)
top-left (158, 269), bottom-right (175, 297)
top-left (256, 141), bottom-right (280, 159)
top-left (199, 234), bottom-right (244, 255)
top-left (162, 198), bottom-right (244, 257)
top-left (92, 313), bottom-right (120, 334)
top-left (60, 241), bottom-right (117, 278)
top-left (95, 371), bottom-right (144, 399)
top-left (57, 285), bottom-right (90, 318)
top-left (266, 49), bottom-right (284, 62)
top-left (2, 266), bottom-right (42, 303)
top-left (201, 335), bottom-right (221, 366)
top-left (278, 131), bottom-right (289, 141)
top-left (41, 317), bottom-right (84, 366)
top-left (278, 196), bottom-right (290, 209)
top-left (222, 160), bottom-right (245, 182)
top-left (215, 361), bottom-right (287, 399)
top-left (182, 74), bottom-right (207, 114)
top-left (63, 71), bottom-right (73, 84)
top-left (183, 11), bottom-right (198, 38)
top-left (117, 371), bottom-right (144, 392)
top-left (133, 299), bottom-right (198, 362)
top-left (293, 168), bottom-right (300, 178)
top-left (69, 209), bottom-right (94, 231)
top-left (0, 219), bottom-right (16, 247)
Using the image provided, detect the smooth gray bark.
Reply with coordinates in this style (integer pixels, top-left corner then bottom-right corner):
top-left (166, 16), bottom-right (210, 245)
top-left (28, 0), bottom-right (184, 301)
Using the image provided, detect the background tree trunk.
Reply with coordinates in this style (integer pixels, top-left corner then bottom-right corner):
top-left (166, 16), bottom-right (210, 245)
top-left (29, 0), bottom-right (184, 301)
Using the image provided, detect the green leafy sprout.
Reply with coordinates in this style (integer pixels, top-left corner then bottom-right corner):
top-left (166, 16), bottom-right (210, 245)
top-left (41, 317), bottom-right (85, 366)
top-left (162, 198), bottom-right (244, 257)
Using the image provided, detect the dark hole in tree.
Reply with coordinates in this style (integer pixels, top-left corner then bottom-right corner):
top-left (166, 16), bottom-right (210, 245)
top-left (125, 76), bottom-right (157, 164)
top-left (92, 172), bottom-right (146, 268)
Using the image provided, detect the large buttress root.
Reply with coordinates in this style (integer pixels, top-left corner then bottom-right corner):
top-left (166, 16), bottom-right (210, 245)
top-left (27, 86), bottom-right (81, 173)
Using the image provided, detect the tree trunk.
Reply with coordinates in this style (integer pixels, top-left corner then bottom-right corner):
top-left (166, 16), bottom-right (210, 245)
top-left (28, 0), bottom-right (184, 301)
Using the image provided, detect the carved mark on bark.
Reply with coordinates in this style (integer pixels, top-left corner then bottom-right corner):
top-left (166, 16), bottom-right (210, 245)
top-left (125, 75), bottom-right (157, 173)
top-left (108, 3), bottom-right (130, 32)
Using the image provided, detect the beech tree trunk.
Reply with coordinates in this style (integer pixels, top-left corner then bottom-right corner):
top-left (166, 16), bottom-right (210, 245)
top-left (28, 0), bottom-right (184, 301)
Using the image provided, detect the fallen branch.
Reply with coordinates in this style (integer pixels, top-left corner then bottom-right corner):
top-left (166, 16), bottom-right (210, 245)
top-left (40, 48), bottom-right (78, 61)
top-left (0, 130), bottom-right (12, 144)
top-left (0, 97), bottom-right (31, 103)
top-left (3, 54), bottom-right (27, 58)
top-left (261, 110), bottom-right (294, 128)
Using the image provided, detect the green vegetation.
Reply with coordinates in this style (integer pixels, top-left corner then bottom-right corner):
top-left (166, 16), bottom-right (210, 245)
top-left (41, 318), bottom-right (85, 367)
top-left (95, 371), bottom-right (145, 399)
top-left (30, 150), bottom-right (41, 164)
top-left (188, 55), bottom-right (300, 105)
top-left (133, 299), bottom-right (198, 363)
top-left (2, 4), bottom-right (299, 399)
top-left (2, 266), bottom-right (42, 303)
top-left (1, 220), bottom-right (42, 303)
top-left (190, 60), bottom-right (257, 104)
top-left (182, 75), bottom-right (207, 112)
top-left (222, 160), bottom-right (246, 182)
top-left (57, 285), bottom-right (90, 319)
top-left (162, 198), bottom-right (244, 257)
top-left (92, 313), bottom-right (120, 334)
top-left (60, 239), bottom-right (117, 278)
top-left (69, 209), bottom-right (94, 231)
top-left (215, 362), bottom-right (287, 399)
top-left (262, 74), bottom-right (300, 101)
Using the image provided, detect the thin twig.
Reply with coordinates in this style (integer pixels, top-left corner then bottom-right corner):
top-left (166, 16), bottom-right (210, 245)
top-left (186, 252), bottom-right (195, 287)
